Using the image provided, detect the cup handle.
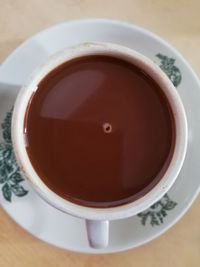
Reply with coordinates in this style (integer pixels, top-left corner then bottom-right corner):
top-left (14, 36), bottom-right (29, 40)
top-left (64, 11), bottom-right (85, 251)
top-left (86, 219), bottom-right (109, 248)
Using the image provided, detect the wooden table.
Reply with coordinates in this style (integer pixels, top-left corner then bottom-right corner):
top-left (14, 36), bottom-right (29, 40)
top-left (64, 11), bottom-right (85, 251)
top-left (0, 1), bottom-right (200, 266)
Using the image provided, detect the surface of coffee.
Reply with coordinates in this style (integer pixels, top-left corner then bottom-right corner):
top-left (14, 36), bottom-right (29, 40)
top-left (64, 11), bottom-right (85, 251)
top-left (24, 55), bottom-right (175, 208)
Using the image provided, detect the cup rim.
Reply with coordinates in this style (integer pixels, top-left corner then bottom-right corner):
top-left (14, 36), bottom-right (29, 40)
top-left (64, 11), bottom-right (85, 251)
top-left (11, 42), bottom-right (188, 220)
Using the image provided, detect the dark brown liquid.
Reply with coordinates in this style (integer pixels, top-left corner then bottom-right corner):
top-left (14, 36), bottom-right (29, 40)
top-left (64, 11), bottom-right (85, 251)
top-left (25, 55), bottom-right (175, 208)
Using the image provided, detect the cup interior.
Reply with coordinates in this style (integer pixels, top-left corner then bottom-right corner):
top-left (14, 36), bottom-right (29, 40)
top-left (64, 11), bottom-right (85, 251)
top-left (11, 42), bottom-right (187, 220)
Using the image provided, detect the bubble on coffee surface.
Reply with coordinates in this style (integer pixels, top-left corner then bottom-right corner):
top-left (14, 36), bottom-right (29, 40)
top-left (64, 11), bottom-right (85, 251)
top-left (103, 122), bottom-right (112, 134)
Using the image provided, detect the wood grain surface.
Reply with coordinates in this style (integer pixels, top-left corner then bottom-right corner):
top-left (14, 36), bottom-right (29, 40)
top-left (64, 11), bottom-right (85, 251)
top-left (0, 1), bottom-right (200, 266)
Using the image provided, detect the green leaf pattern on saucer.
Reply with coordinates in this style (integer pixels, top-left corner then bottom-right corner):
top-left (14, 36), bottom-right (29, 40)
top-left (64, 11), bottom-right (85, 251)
top-left (137, 194), bottom-right (177, 226)
top-left (0, 109), bottom-right (28, 202)
top-left (156, 53), bottom-right (182, 87)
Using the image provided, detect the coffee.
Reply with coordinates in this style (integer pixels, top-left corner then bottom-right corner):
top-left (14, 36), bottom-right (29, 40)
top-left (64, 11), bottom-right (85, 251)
top-left (24, 55), bottom-right (175, 208)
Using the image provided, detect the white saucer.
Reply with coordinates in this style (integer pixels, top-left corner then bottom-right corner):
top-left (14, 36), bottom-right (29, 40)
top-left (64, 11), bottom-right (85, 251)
top-left (0, 19), bottom-right (200, 254)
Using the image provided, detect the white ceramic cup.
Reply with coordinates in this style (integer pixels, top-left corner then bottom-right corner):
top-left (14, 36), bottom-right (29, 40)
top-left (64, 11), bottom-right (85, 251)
top-left (12, 42), bottom-right (187, 249)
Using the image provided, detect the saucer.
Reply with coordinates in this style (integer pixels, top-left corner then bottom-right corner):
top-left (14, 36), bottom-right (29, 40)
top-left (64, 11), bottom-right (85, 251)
top-left (0, 19), bottom-right (200, 254)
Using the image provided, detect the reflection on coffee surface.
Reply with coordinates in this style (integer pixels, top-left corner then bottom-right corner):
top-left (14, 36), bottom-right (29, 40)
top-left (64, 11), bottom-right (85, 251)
top-left (24, 55), bottom-right (175, 208)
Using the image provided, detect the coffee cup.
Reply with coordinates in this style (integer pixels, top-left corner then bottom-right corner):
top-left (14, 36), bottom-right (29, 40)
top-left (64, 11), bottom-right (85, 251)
top-left (12, 42), bottom-right (187, 248)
